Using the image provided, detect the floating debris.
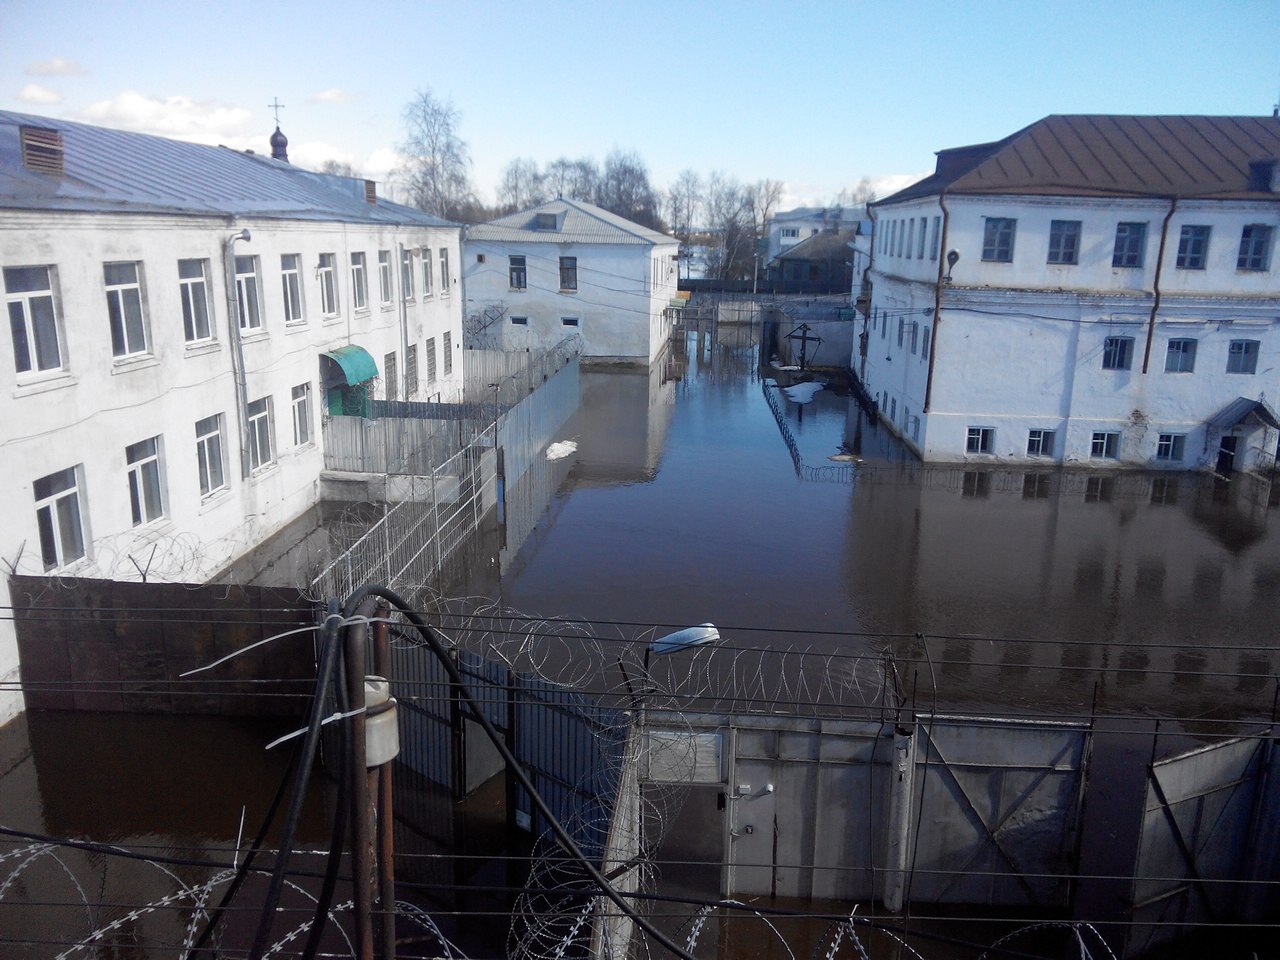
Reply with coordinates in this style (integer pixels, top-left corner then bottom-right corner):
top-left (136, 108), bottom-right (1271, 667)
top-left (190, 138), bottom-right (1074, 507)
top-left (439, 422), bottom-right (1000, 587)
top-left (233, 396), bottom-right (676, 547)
top-left (546, 440), bottom-right (578, 460)
top-left (783, 381), bottom-right (825, 404)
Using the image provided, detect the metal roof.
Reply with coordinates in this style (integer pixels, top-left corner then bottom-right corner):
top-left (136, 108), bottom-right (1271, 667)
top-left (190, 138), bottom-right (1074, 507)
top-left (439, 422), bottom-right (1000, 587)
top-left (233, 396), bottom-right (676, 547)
top-left (321, 345), bottom-right (379, 385)
top-left (775, 229), bottom-right (856, 261)
top-left (877, 115), bottom-right (1280, 205)
top-left (466, 197), bottom-right (674, 245)
top-left (0, 110), bottom-right (453, 227)
top-left (1207, 396), bottom-right (1280, 431)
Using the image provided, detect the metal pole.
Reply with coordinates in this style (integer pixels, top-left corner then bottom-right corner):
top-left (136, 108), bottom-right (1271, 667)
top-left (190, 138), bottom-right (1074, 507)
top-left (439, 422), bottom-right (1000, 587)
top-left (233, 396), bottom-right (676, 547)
top-left (346, 599), bottom-right (376, 960)
top-left (372, 607), bottom-right (397, 960)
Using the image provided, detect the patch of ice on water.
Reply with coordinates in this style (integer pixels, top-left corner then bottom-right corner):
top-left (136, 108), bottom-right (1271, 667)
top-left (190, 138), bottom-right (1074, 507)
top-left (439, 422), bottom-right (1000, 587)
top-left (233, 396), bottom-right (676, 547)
top-left (546, 440), bottom-right (578, 460)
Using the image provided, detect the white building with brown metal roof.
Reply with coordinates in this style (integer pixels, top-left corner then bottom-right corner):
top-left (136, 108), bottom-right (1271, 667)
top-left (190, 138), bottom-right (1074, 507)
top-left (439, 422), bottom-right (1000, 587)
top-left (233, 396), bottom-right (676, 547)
top-left (860, 115), bottom-right (1280, 473)
top-left (0, 111), bottom-right (464, 723)
top-left (462, 198), bottom-right (680, 364)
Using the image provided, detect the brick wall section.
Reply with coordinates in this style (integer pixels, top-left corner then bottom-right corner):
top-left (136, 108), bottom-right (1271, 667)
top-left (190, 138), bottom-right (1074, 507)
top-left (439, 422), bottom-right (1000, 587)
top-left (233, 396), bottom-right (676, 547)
top-left (11, 576), bottom-right (318, 717)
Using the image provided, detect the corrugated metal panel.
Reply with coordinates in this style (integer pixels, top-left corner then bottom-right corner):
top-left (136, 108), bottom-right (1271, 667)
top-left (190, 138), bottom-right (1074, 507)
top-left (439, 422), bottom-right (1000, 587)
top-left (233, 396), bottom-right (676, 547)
top-left (468, 197), bottom-right (673, 245)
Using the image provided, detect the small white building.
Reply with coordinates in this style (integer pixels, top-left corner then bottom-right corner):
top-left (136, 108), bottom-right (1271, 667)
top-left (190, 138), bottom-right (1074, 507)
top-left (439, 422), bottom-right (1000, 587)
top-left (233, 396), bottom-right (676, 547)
top-left (766, 206), bottom-right (864, 264)
top-left (0, 111), bottom-right (464, 723)
top-left (462, 198), bottom-right (679, 365)
top-left (859, 115), bottom-right (1280, 473)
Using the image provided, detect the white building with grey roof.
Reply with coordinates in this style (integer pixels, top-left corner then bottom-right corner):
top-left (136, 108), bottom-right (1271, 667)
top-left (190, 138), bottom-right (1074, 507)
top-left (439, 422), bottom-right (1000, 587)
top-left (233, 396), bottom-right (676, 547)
top-left (462, 198), bottom-right (680, 364)
top-left (861, 114), bottom-right (1280, 473)
top-left (0, 111), bottom-right (463, 723)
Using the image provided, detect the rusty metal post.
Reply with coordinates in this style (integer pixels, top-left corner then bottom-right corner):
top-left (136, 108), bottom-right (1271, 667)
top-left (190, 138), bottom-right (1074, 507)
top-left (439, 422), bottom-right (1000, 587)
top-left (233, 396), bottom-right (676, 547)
top-left (346, 598), bottom-right (376, 960)
top-left (372, 604), bottom-right (397, 960)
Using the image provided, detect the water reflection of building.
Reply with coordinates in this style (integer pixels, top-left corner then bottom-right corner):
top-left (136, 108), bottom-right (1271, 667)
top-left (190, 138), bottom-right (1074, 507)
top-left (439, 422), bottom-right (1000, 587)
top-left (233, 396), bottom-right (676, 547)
top-left (861, 115), bottom-right (1280, 475)
top-left (844, 465), bottom-right (1279, 717)
top-left (571, 366), bottom-right (677, 487)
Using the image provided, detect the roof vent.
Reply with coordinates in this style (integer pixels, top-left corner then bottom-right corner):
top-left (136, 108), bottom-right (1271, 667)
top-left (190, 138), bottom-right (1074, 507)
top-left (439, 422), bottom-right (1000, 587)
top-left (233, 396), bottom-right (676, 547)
top-left (534, 212), bottom-right (558, 230)
top-left (1247, 158), bottom-right (1278, 192)
top-left (21, 126), bottom-right (64, 176)
top-left (364, 179), bottom-right (377, 204)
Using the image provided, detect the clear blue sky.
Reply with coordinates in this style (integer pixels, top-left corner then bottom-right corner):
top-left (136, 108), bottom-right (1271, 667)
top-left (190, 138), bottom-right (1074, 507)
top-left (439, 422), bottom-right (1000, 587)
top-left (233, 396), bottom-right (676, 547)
top-left (2, 0), bottom-right (1276, 208)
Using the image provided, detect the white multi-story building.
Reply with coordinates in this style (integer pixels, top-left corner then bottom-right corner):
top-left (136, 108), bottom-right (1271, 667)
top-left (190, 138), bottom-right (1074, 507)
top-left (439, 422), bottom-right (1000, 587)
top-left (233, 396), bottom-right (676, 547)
top-left (0, 111), bottom-right (463, 723)
top-left (766, 206), bottom-right (864, 264)
top-left (462, 198), bottom-right (679, 364)
top-left (860, 115), bottom-right (1280, 472)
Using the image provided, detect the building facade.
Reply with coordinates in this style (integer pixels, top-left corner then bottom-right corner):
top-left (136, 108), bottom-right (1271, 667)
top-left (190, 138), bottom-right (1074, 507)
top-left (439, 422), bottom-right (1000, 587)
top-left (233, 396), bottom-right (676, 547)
top-left (765, 206), bottom-right (864, 264)
top-left (0, 111), bottom-right (463, 723)
top-left (462, 198), bottom-right (679, 364)
top-left (859, 115), bottom-right (1280, 471)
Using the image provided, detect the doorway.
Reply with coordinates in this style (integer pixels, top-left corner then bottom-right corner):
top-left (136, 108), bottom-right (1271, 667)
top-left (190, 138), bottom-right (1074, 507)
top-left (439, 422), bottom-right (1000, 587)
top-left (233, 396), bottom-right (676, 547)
top-left (1216, 435), bottom-right (1238, 475)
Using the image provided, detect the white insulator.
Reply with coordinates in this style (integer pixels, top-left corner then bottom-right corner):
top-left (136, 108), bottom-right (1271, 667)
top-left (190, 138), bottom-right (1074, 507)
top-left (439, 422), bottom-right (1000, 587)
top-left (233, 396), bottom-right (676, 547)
top-left (364, 676), bottom-right (399, 766)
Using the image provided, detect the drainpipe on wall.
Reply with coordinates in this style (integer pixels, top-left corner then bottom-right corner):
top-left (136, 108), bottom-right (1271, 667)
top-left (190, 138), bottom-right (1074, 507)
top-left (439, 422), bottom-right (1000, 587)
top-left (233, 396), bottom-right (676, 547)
top-left (1140, 197), bottom-right (1178, 374)
top-left (397, 241), bottom-right (410, 396)
top-left (924, 190), bottom-right (950, 413)
top-left (224, 227), bottom-right (252, 478)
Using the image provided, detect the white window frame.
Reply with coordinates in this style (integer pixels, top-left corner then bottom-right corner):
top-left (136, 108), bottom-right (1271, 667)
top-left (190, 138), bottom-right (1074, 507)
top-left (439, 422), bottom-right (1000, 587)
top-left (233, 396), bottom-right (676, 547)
top-left (781, 227), bottom-right (799, 239)
top-left (439, 248), bottom-right (450, 293)
top-left (1102, 336), bottom-right (1134, 371)
top-left (235, 256), bottom-right (263, 331)
top-left (5, 264), bottom-right (64, 375)
top-left (1156, 433), bottom-right (1185, 462)
top-left (34, 465), bottom-right (87, 570)
top-left (178, 259), bottom-right (213, 343)
top-left (350, 252), bottom-right (368, 311)
top-left (929, 216), bottom-right (941, 261)
top-left (1165, 338), bottom-right (1197, 373)
top-left (1091, 431), bottom-right (1120, 459)
top-left (126, 435), bottom-right (165, 526)
top-left (291, 382), bottom-right (313, 446)
top-left (246, 396), bottom-right (274, 471)
top-left (195, 414), bottom-right (226, 497)
top-left (104, 261), bottom-right (149, 357)
top-left (378, 250), bottom-right (393, 305)
top-left (318, 253), bottom-right (339, 316)
top-left (1227, 339), bottom-right (1259, 374)
top-left (966, 426), bottom-right (993, 454)
top-left (280, 254), bottom-right (304, 324)
top-left (401, 249), bottom-right (414, 301)
top-left (421, 248), bottom-right (433, 296)
top-left (1027, 429), bottom-right (1055, 457)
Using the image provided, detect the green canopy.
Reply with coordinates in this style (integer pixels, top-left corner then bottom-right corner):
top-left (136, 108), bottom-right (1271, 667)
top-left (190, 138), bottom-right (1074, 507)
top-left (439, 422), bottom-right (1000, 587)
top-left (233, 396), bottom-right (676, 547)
top-left (321, 345), bottom-right (378, 385)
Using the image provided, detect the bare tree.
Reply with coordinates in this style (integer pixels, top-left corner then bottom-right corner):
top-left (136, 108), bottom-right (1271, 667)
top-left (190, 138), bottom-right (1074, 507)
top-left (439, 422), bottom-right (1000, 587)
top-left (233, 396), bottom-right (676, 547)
top-left (544, 157), bottom-right (599, 201)
top-left (318, 159), bottom-right (361, 178)
top-left (667, 169), bottom-right (702, 237)
top-left (596, 149), bottom-right (662, 230)
top-left (747, 179), bottom-right (784, 241)
top-left (397, 88), bottom-right (475, 221)
top-left (497, 158), bottom-right (547, 213)
top-left (703, 172), bottom-right (754, 281)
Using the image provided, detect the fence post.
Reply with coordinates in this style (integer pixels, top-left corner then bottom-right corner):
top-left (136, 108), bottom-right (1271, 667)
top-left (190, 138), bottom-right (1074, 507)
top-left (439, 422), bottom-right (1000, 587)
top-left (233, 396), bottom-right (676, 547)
top-left (883, 722), bottom-right (916, 912)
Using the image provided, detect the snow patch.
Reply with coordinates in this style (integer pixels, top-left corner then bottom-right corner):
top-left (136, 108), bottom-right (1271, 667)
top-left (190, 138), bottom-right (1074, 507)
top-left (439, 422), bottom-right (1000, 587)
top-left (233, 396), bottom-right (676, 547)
top-left (546, 440), bottom-right (578, 461)
top-left (782, 381), bottom-right (825, 404)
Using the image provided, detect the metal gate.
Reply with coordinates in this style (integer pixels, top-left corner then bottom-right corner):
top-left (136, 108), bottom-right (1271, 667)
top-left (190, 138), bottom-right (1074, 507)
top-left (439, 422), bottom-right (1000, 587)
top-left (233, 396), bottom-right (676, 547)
top-left (908, 715), bottom-right (1089, 907)
top-left (1127, 731), bottom-right (1280, 957)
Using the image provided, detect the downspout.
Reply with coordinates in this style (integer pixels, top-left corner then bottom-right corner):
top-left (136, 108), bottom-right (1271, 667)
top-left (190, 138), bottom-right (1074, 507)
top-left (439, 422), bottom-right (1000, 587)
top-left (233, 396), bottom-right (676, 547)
top-left (924, 191), bottom-right (950, 412)
top-left (224, 228), bottom-right (252, 478)
top-left (1140, 197), bottom-right (1178, 374)
top-left (397, 241), bottom-right (409, 396)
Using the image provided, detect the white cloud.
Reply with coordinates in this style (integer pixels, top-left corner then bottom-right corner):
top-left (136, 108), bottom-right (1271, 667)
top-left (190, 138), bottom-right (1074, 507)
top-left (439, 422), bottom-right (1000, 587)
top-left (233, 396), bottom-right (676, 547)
top-left (77, 91), bottom-right (255, 144)
top-left (311, 88), bottom-right (358, 105)
top-left (287, 140), bottom-right (358, 173)
top-left (362, 147), bottom-right (401, 185)
top-left (27, 57), bottom-right (86, 77)
top-left (18, 83), bottom-right (61, 105)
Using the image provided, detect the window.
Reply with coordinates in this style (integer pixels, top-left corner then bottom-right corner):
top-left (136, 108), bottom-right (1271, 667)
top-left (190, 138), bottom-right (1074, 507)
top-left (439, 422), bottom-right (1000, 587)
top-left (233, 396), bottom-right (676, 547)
top-left (280, 254), bottom-right (303, 324)
top-left (195, 414), bottom-right (225, 497)
top-left (922, 327), bottom-right (931, 361)
top-left (909, 322), bottom-right (919, 354)
top-left (385, 352), bottom-right (398, 401)
top-left (439, 249), bottom-right (450, 292)
top-left (781, 227), bottom-right (799, 239)
top-left (421, 248), bottom-right (433, 296)
top-left (929, 216), bottom-right (941, 260)
top-left (1176, 225), bottom-right (1210, 269)
top-left (559, 256), bottom-right (577, 291)
top-left (1102, 336), bottom-right (1134, 371)
top-left (1238, 224), bottom-right (1273, 271)
top-left (246, 397), bottom-right (274, 471)
top-left (235, 256), bottom-right (262, 330)
top-left (1156, 433), bottom-right (1185, 461)
top-left (962, 470), bottom-right (990, 498)
top-left (1227, 339), bottom-right (1259, 374)
top-left (1091, 431), bottom-right (1119, 459)
top-left (176, 259), bottom-right (213, 343)
top-left (1027, 429), bottom-right (1056, 457)
top-left (350, 252), bottom-right (368, 310)
top-left (1047, 220), bottom-right (1081, 265)
top-left (1165, 338), bottom-right (1197, 373)
top-left (405, 345), bottom-right (418, 397)
top-left (104, 261), bottom-right (148, 357)
top-left (5, 264), bottom-right (63, 374)
top-left (125, 436), bottom-right (164, 526)
top-left (1151, 477), bottom-right (1179, 505)
top-left (917, 217), bottom-right (927, 259)
top-left (509, 255), bottom-right (527, 289)
top-left (291, 383), bottom-right (313, 445)
top-left (897, 317), bottom-right (904, 347)
top-left (318, 253), bottom-right (338, 315)
top-left (34, 466), bottom-right (85, 570)
top-left (1022, 473), bottom-right (1051, 499)
top-left (401, 249), bottom-right (414, 300)
top-left (511, 315), bottom-right (529, 326)
top-left (1112, 222), bottom-right (1147, 267)
top-left (1084, 476), bottom-right (1113, 503)
top-left (966, 426), bottom-right (993, 454)
top-left (562, 316), bottom-right (580, 327)
top-left (442, 331), bottom-right (452, 375)
top-left (378, 251), bottom-right (393, 305)
top-left (906, 219), bottom-right (915, 259)
top-left (425, 336), bottom-right (437, 385)
top-left (982, 218), bottom-right (1015, 262)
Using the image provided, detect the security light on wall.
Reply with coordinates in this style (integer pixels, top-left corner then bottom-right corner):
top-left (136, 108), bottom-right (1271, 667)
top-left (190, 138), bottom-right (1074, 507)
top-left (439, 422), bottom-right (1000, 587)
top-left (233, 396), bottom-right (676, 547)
top-left (944, 250), bottom-right (959, 283)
